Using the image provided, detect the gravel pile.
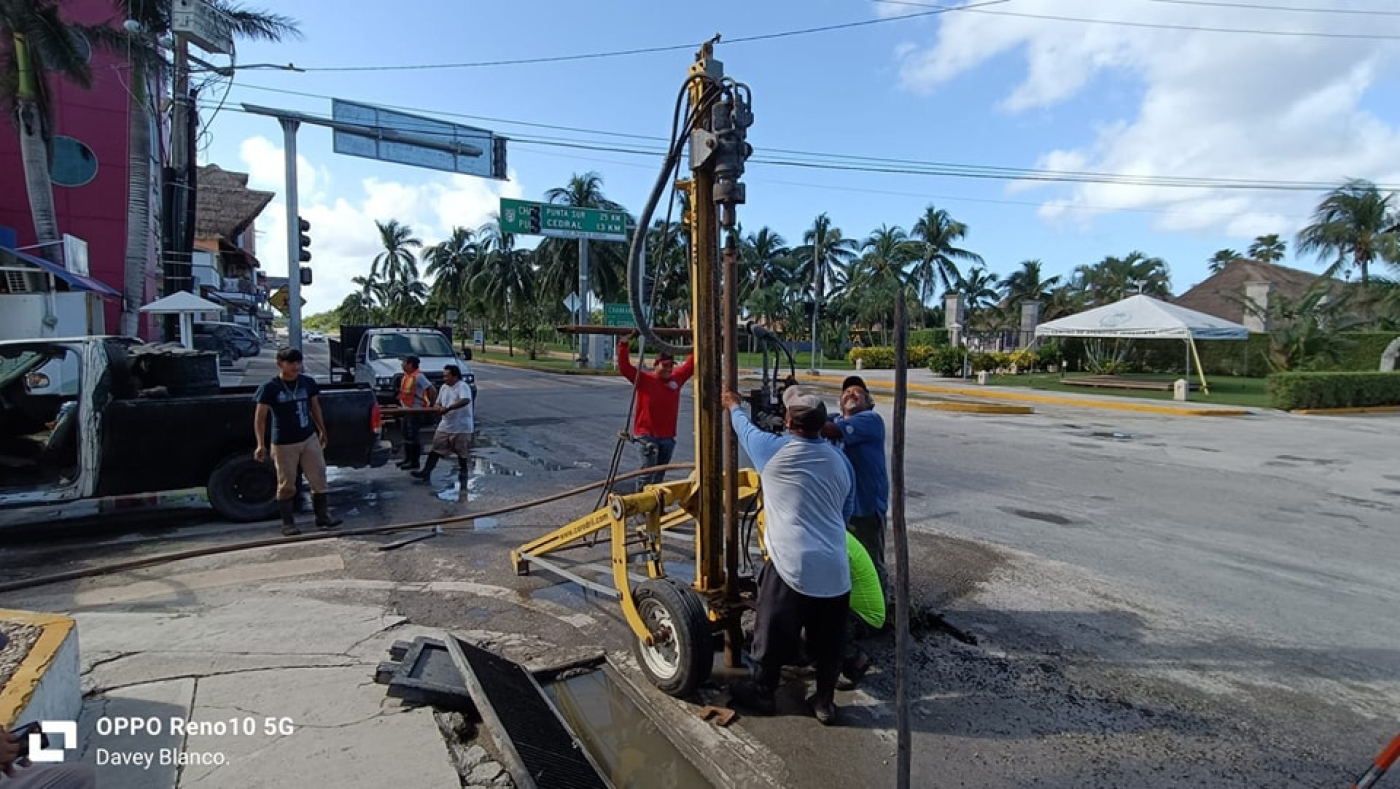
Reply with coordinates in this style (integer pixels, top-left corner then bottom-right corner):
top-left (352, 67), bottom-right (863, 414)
top-left (0, 621), bottom-right (42, 694)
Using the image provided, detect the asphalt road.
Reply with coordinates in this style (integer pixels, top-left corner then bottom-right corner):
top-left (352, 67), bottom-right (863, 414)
top-left (3, 361), bottom-right (1394, 787)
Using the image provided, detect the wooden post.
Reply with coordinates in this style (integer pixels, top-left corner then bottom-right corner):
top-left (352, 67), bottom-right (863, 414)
top-left (892, 290), bottom-right (911, 789)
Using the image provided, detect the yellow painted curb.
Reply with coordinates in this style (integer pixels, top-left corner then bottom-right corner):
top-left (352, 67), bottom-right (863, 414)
top-left (806, 374), bottom-right (1253, 417)
top-left (475, 357), bottom-right (615, 376)
top-left (911, 400), bottom-right (1034, 415)
top-left (0, 609), bottom-right (76, 728)
top-left (1291, 405), bottom-right (1400, 416)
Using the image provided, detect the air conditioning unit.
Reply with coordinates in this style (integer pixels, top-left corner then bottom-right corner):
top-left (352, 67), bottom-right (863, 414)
top-left (4, 270), bottom-right (45, 294)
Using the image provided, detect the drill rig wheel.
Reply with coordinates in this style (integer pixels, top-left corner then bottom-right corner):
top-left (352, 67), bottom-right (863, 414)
top-left (632, 578), bottom-right (714, 697)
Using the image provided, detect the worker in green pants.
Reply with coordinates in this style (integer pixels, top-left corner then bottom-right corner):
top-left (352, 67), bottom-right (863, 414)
top-left (841, 531), bottom-right (886, 688)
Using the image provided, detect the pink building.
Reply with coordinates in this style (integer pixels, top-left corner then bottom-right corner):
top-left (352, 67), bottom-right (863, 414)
top-left (0, 0), bottom-right (163, 338)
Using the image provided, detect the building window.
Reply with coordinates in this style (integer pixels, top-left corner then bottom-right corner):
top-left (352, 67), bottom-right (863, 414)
top-left (51, 136), bottom-right (98, 187)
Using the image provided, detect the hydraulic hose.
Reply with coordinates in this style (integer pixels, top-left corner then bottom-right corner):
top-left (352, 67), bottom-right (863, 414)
top-left (627, 76), bottom-right (717, 357)
top-left (0, 462), bottom-right (696, 595)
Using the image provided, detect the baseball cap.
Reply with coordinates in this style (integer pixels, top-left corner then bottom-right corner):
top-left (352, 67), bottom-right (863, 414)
top-left (782, 385), bottom-right (828, 431)
top-left (655, 351), bottom-right (675, 363)
top-left (842, 375), bottom-right (868, 391)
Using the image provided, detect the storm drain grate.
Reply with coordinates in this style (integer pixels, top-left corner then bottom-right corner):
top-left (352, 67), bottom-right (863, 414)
top-left (446, 636), bottom-right (611, 789)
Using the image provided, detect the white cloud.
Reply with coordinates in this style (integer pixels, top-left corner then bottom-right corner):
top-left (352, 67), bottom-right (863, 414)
top-left (895, 1), bottom-right (1400, 241)
top-left (235, 135), bottom-right (524, 313)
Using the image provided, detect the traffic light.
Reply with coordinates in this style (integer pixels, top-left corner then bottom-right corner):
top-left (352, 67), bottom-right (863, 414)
top-left (526, 205), bottom-right (541, 234)
top-left (297, 216), bottom-right (311, 262)
top-left (300, 268), bottom-right (313, 286)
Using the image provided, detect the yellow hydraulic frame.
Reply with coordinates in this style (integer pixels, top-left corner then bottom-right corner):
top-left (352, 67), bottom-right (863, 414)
top-left (511, 40), bottom-right (758, 668)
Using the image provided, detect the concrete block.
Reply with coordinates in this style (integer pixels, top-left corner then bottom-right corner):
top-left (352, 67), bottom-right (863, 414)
top-left (0, 609), bottom-right (82, 730)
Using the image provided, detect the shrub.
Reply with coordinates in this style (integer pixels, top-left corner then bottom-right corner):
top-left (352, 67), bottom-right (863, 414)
top-left (849, 347), bottom-right (896, 368)
top-left (1266, 372), bottom-right (1400, 410)
top-left (908, 329), bottom-right (950, 347)
top-left (927, 346), bottom-right (965, 377)
top-left (849, 345), bottom-right (938, 368)
top-left (1007, 349), bottom-right (1039, 372)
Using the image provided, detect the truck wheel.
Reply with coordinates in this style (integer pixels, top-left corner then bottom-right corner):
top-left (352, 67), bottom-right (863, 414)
top-left (631, 578), bottom-right (714, 697)
top-left (207, 454), bottom-right (279, 522)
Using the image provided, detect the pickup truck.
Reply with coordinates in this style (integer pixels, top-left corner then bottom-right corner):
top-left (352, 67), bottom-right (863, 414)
top-left (0, 336), bottom-right (391, 527)
top-left (328, 325), bottom-right (476, 405)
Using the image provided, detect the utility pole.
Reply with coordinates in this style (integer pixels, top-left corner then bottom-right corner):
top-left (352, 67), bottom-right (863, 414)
top-left (578, 238), bottom-right (589, 365)
top-left (162, 35), bottom-right (195, 341)
top-left (281, 117), bottom-right (304, 350)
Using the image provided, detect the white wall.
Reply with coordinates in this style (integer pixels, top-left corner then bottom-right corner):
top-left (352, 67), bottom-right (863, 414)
top-left (0, 293), bottom-right (106, 340)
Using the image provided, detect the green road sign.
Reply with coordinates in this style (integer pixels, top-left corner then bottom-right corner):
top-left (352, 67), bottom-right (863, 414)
top-left (499, 198), bottom-right (628, 242)
top-left (604, 303), bottom-right (634, 327)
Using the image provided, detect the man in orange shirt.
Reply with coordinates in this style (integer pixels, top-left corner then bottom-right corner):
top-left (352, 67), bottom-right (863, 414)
top-left (617, 334), bottom-right (694, 489)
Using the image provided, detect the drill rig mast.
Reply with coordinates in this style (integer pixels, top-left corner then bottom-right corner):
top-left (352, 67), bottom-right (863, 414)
top-left (510, 40), bottom-right (762, 696)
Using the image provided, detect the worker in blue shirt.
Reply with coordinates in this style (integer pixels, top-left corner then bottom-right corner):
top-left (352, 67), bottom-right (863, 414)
top-left (822, 375), bottom-right (890, 600)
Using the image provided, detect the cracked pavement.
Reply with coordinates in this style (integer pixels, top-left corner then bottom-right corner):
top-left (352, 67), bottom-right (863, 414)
top-left (1, 362), bottom-right (1397, 787)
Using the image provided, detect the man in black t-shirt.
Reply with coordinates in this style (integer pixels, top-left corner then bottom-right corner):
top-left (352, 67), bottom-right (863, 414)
top-left (254, 347), bottom-right (343, 535)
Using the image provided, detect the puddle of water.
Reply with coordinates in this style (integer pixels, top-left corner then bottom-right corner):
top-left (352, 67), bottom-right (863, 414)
top-left (474, 457), bottom-right (523, 477)
top-left (472, 434), bottom-right (568, 471)
top-left (544, 670), bottom-right (712, 789)
top-left (471, 516), bottom-right (499, 531)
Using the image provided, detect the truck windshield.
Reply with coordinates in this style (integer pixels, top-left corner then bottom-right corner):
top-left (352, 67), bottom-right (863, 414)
top-left (369, 333), bottom-right (453, 359)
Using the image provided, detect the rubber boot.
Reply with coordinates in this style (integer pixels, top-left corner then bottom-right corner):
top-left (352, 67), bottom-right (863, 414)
top-left (411, 452), bottom-right (441, 483)
top-left (456, 459), bottom-right (469, 488)
top-left (312, 493), bottom-right (342, 530)
top-left (399, 442), bottom-right (421, 471)
top-left (279, 499), bottom-right (300, 536)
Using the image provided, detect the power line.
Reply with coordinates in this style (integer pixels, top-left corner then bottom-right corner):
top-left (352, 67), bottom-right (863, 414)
top-left (204, 99), bottom-right (1400, 193)
top-left (292, 0), bottom-right (1010, 73)
top-left (1143, 0), bottom-right (1400, 17)
top-left (872, 0), bottom-right (1400, 40)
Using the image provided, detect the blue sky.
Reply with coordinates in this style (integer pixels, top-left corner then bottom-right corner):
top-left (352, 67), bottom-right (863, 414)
top-left (197, 0), bottom-right (1400, 313)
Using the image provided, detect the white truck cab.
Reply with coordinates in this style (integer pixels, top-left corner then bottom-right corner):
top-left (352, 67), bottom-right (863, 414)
top-left (353, 328), bottom-right (474, 404)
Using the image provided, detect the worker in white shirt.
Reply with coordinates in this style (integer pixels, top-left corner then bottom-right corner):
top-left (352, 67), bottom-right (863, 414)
top-left (411, 364), bottom-right (474, 488)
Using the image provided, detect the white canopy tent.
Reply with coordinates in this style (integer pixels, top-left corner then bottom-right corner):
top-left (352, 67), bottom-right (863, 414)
top-left (139, 291), bottom-right (224, 349)
top-left (1033, 294), bottom-right (1249, 394)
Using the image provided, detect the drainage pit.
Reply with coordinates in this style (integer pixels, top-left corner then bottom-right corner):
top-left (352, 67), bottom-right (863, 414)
top-left (543, 668), bottom-right (713, 789)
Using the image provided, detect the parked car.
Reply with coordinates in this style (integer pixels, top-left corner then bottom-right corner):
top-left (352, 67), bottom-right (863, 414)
top-left (195, 322), bottom-right (261, 359)
top-left (0, 336), bottom-right (391, 526)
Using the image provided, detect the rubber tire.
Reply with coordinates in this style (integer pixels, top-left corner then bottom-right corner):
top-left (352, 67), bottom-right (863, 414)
top-left (631, 578), bottom-right (714, 697)
top-left (207, 454), bottom-right (279, 522)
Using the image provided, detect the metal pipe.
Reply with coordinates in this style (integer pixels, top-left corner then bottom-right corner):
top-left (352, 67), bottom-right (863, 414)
top-left (281, 117), bottom-right (303, 351)
top-left (892, 292), bottom-right (912, 789)
top-left (722, 236), bottom-right (741, 667)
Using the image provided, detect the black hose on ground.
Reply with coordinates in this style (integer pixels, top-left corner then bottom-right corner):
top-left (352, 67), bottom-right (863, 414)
top-left (0, 462), bottom-right (696, 595)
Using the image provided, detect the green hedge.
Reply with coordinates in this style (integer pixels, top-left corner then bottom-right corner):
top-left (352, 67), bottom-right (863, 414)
top-left (848, 345), bottom-right (936, 369)
top-left (1055, 333), bottom-right (1398, 376)
top-left (907, 329), bottom-right (950, 347)
top-left (1267, 372), bottom-right (1400, 410)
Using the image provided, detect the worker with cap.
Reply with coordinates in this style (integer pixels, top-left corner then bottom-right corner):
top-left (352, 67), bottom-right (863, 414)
top-left (618, 333), bottom-right (695, 489)
top-left (822, 374), bottom-right (890, 599)
top-left (722, 384), bottom-right (855, 725)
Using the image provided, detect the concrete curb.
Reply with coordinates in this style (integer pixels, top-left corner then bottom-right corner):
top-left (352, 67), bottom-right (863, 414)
top-left (474, 357), bottom-right (615, 376)
top-left (804, 374), bottom-right (1255, 417)
top-left (798, 377), bottom-right (1035, 414)
top-left (1291, 405), bottom-right (1400, 416)
top-left (0, 609), bottom-right (80, 728)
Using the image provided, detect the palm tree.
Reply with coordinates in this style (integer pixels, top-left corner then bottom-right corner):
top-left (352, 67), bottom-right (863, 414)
top-left (1000, 259), bottom-right (1061, 308)
top-left (423, 226), bottom-right (479, 332)
top-left (1296, 179), bottom-right (1399, 285)
top-left (909, 205), bottom-right (983, 308)
top-left (1248, 234), bottom-right (1286, 263)
top-left (739, 226), bottom-right (789, 308)
top-left (1071, 252), bottom-right (1171, 305)
top-left (110, 2), bottom-right (300, 334)
top-left (372, 219), bottom-right (423, 288)
top-left (1, 0), bottom-right (93, 262)
top-left (793, 213), bottom-right (857, 365)
top-left (475, 219), bottom-right (534, 356)
top-left (1208, 249), bottom-right (1242, 274)
top-left (957, 266), bottom-right (1002, 313)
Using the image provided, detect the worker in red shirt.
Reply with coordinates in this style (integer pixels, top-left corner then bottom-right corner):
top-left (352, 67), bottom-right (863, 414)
top-left (617, 333), bottom-right (695, 490)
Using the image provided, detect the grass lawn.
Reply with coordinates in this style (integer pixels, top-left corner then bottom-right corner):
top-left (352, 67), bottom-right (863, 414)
top-left (475, 347), bottom-right (856, 373)
top-left (987, 373), bottom-right (1274, 409)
